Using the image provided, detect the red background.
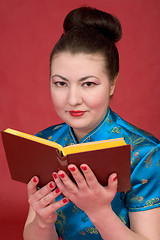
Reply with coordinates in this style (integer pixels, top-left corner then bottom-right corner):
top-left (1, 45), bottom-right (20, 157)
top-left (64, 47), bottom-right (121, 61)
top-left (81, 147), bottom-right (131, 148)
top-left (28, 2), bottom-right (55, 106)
top-left (0, 0), bottom-right (160, 239)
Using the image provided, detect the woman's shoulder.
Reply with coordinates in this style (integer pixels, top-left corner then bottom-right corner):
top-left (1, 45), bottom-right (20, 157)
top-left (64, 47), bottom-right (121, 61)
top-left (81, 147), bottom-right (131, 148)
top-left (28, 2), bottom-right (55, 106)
top-left (109, 109), bottom-right (160, 165)
top-left (111, 109), bottom-right (159, 146)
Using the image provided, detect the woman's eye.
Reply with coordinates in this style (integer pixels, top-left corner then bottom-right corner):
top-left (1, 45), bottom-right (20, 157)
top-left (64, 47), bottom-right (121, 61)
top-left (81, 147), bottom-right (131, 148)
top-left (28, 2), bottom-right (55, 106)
top-left (54, 81), bottom-right (67, 87)
top-left (83, 82), bottom-right (96, 87)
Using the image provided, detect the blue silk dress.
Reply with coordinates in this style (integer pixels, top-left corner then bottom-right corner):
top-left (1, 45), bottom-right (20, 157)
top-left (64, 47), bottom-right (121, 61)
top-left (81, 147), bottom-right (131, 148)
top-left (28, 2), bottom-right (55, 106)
top-left (36, 107), bottom-right (160, 240)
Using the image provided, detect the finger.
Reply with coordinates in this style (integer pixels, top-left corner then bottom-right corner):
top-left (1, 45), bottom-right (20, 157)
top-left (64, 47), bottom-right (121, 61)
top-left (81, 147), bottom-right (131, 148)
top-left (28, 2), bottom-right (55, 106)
top-left (68, 164), bottom-right (88, 190)
top-left (107, 173), bottom-right (118, 193)
top-left (27, 176), bottom-right (39, 197)
top-left (52, 171), bottom-right (78, 195)
top-left (46, 197), bottom-right (69, 213)
top-left (38, 187), bottom-right (62, 208)
top-left (31, 181), bottom-right (56, 203)
top-left (80, 164), bottom-right (100, 189)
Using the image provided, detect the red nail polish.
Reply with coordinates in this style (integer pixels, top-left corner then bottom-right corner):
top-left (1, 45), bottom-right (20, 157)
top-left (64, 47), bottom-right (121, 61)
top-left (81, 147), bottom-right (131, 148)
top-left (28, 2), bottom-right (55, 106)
top-left (53, 173), bottom-right (57, 179)
top-left (81, 166), bottom-right (87, 171)
top-left (63, 198), bottom-right (68, 203)
top-left (55, 188), bottom-right (60, 194)
top-left (49, 182), bottom-right (54, 188)
top-left (33, 177), bottom-right (37, 183)
top-left (113, 176), bottom-right (117, 181)
top-left (59, 173), bottom-right (65, 178)
top-left (69, 166), bottom-right (75, 171)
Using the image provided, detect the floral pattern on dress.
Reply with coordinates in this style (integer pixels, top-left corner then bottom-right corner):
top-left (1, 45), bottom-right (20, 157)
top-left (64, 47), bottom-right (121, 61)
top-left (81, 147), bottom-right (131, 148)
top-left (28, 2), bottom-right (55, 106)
top-left (146, 198), bottom-right (159, 206)
top-left (55, 210), bottom-right (66, 235)
top-left (141, 179), bottom-right (148, 184)
top-left (145, 151), bottom-right (154, 168)
top-left (131, 150), bottom-right (141, 166)
top-left (111, 126), bottom-right (121, 134)
top-left (130, 195), bottom-right (144, 203)
top-left (86, 227), bottom-right (99, 234)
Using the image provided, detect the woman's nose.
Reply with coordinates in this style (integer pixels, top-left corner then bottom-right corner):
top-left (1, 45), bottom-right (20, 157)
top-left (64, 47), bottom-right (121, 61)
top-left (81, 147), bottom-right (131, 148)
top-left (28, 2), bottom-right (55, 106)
top-left (68, 87), bottom-right (82, 106)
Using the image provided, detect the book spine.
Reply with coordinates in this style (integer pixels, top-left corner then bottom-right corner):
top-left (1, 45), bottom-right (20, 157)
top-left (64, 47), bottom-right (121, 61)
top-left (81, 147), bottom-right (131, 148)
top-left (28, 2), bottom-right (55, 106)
top-left (56, 151), bottom-right (77, 184)
top-left (56, 150), bottom-right (69, 173)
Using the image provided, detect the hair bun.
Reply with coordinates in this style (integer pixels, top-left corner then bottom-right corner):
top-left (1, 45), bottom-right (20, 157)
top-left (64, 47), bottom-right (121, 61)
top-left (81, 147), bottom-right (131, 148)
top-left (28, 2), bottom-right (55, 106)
top-left (63, 6), bottom-right (122, 43)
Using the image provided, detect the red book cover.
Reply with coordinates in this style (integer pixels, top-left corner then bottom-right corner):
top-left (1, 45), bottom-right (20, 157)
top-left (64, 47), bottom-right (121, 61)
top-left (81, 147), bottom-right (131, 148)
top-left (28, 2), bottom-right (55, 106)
top-left (1, 130), bottom-right (131, 192)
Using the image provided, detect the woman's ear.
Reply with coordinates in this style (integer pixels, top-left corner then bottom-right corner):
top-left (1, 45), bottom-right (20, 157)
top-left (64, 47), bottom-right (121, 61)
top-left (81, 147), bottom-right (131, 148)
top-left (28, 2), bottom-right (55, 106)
top-left (109, 74), bottom-right (119, 96)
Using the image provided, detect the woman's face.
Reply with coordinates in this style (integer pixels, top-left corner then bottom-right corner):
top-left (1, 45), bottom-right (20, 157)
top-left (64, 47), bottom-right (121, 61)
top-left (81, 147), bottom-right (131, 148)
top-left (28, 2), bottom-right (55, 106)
top-left (50, 52), bottom-right (117, 141)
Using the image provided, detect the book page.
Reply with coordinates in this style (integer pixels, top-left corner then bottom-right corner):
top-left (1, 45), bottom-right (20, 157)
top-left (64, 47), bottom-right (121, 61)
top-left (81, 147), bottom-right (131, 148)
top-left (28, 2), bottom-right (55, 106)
top-left (62, 138), bottom-right (126, 156)
top-left (4, 128), bottom-right (63, 151)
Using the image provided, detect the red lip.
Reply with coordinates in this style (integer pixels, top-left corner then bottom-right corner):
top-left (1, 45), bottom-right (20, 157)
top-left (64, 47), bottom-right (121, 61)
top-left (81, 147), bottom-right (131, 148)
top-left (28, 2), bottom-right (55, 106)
top-left (69, 110), bottom-right (85, 117)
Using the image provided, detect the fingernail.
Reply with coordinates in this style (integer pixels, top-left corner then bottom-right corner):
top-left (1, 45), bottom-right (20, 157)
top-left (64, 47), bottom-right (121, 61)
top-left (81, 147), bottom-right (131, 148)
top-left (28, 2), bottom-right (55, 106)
top-left (63, 198), bottom-right (68, 203)
top-left (55, 188), bottom-right (60, 194)
top-left (53, 173), bottom-right (57, 179)
top-left (69, 166), bottom-right (76, 171)
top-left (49, 182), bottom-right (54, 188)
top-left (33, 177), bottom-right (37, 183)
top-left (59, 173), bottom-right (65, 178)
top-left (81, 166), bottom-right (87, 171)
top-left (113, 176), bottom-right (117, 181)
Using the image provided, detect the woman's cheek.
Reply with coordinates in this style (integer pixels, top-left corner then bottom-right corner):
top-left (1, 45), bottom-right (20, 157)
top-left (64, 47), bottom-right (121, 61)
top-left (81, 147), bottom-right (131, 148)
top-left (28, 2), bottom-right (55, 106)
top-left (87, 95), bottom-right (109, 109)
top-left (51, 90), bottom-right (66, 108)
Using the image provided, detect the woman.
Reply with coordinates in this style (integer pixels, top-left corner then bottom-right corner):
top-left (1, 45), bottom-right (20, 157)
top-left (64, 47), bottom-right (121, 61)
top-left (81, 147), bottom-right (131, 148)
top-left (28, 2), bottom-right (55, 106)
top-left (23, 7), bottom-right (160, 240)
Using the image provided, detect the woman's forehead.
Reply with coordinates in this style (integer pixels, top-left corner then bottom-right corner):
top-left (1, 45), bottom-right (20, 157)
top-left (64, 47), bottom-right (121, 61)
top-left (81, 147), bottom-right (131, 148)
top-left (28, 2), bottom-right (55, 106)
top-left (50, 52), bottom-right (109, 81)
top-left (51, 52), bottom-right (106, 71)
top-left (52, 51), bottom-right (104, 62)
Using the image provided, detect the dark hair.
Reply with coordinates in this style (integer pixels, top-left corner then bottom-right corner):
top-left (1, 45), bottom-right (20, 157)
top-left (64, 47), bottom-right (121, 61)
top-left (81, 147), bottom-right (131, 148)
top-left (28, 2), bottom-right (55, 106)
top-left (50, 6), bottom-right (122, 81)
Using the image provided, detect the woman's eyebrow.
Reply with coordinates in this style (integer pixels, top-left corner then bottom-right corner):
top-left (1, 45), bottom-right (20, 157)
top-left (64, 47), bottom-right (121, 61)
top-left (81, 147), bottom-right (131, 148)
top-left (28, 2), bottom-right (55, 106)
top-left (51, 74), bottom-right (68, 81)
top-left (79, 75), bottom-right (99, 81)
top-left (51, 74), bottom-right (99, 81)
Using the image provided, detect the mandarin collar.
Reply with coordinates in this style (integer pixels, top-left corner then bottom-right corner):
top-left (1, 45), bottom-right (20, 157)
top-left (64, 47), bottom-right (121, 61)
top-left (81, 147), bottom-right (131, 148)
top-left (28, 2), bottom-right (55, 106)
top-left (69, 107), bottom-right (115, 144)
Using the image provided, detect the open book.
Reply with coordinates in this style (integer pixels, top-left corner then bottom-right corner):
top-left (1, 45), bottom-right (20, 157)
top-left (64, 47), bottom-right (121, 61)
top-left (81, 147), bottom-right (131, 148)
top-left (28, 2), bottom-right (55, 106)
top-left (1, 128), bottom-right (131, 192)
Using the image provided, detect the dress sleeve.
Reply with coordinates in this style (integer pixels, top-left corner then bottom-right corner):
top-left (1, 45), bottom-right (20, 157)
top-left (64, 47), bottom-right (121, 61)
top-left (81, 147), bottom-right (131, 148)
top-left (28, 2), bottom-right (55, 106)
top-left (126, 144), bottom-right (160, 212)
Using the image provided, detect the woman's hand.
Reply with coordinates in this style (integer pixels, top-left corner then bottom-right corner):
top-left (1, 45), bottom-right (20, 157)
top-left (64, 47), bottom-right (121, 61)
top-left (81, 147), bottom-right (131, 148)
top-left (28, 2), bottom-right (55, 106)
top-left (27, 176), bottom-right (69, 227)
top-left (52, 164), bottom-right (118, 218)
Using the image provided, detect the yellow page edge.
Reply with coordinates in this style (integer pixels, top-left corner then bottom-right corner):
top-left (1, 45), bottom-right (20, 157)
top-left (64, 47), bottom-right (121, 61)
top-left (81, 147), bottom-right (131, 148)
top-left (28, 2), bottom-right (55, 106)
top-left (4, 128), bottom-right (63, 151)
top-left (63, 138), bottom-right (126, 156)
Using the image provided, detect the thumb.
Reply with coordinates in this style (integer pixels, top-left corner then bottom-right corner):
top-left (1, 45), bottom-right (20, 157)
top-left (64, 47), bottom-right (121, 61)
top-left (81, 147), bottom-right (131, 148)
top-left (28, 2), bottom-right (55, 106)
top-left (27, 176), bottom-right (39, 197)
top-left (107, 173), bottom-right (118, 193)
